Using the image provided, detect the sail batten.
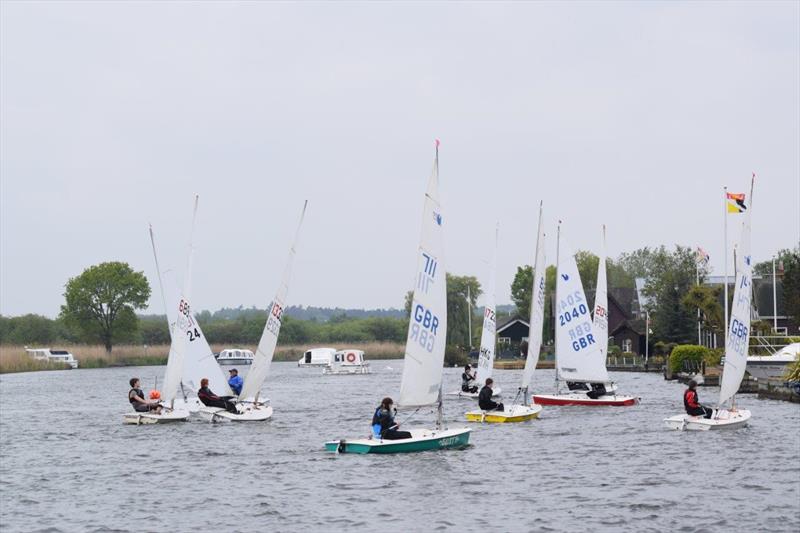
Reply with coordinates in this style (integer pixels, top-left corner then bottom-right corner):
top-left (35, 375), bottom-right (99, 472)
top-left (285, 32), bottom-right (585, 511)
top-left (399, 148), bottom-right (447, 407)
top-left (555, 236), bottom-right (610, 383)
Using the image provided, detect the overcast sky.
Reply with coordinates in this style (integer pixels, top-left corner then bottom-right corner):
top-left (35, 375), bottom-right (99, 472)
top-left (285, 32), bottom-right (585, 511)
top-left (1, 1), bottom-right (798, 318)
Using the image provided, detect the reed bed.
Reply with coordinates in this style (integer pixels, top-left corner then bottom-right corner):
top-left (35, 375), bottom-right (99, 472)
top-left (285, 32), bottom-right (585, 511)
top-left (0, 341), bottom-right (405, 374)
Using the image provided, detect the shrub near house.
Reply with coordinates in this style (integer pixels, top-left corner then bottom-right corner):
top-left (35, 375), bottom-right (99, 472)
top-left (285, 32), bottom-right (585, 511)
top-left (668, 345), bottom-right (712, 374)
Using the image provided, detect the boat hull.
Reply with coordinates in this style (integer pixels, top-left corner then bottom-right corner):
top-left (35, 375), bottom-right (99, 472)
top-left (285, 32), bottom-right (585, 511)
top-left (122, 409), bottom-right (190, 425)
top-left (198, 405), bottom-right (273, 422)
top-left (664, 409), bottom-right (751, 431)
top-left (323, 366), bottom-right (371, 375)
top-left (445, 387), bottom-right (502, 399)
top-left (532, 393), bottom-right (639, 406)
top-left (324, 427), bottom-right (471, 454)
top-left (465, 404), bottom-right (542, 423)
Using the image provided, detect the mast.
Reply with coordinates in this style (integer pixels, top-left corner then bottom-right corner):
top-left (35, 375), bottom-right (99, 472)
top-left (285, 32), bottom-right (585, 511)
top-left (554, 220), bottom-right (561, 393)
top-left (148, 225), bottom-right (172, 342)
top-left (723, 185), bottom-right (729, 351)
top-left (520, 201), bottom-right (544, 400)
top-left (467, 285), bottom-right (472, 349)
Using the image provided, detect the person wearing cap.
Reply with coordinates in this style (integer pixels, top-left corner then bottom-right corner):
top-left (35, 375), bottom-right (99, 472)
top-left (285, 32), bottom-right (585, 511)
top-left (478, 378), bottom-right (504, 411)
top-left (228, 368), bottom-right (243, 396)
top-left (461, 364), bottom-right (478, 393)
top-left (684, 380), bottom-right (713, 419)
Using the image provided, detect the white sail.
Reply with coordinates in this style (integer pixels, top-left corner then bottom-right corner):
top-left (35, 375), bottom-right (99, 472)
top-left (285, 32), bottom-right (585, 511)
top-left (399, 145), bottom-right (447, 407)
top-left (474, 227), bottom-right (498, 388)
top-left (239, 201), bottom-right (308, 402)
top-left (521, 204), bottom-right (546, 390)
top-left (179, 298), bottom-right (232, 396)
top-left (555, 236), bottom-right (610, 383)
top-left (592, 225), bottom-right (609, 357)
top-left (718, 209), bottom-right (753, 407)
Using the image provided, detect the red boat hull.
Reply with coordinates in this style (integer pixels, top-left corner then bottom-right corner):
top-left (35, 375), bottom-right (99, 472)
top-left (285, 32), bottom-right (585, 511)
top-left (532, 394), bottom-right (639, 407)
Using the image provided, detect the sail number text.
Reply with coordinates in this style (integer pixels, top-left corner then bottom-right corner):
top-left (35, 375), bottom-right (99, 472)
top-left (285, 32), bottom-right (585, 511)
top-left (266, 302), bottom-right (283, 335)
top-left (178, 299), bottom-right (201, 342)
top-left (727, 318), bottom-right (748, 355)
top-left (557, 291), bottom-right (596, 352)
top-left (410, 303), bottom-right (439, 352)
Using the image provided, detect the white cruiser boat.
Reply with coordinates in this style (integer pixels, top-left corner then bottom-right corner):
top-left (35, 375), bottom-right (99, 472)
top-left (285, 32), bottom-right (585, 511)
top-left (323, 350), bottom-right (371, 375)
top-left (215, 348), bottom-right (254, 365)
top-left (298, 347), bottom-right (336, 367)
top-left (746, 343), bottom-right (799, 381)
top-left (25, 348), bottom-right (79, 369)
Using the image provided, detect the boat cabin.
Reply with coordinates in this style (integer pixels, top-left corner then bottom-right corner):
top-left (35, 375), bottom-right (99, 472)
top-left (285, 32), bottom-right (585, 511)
top-left (333, 350), bottom-right (366, 366)
top-left (298, 347), bottom-right (336, 367)
top-left (215, 348), bottom-right (254, 365)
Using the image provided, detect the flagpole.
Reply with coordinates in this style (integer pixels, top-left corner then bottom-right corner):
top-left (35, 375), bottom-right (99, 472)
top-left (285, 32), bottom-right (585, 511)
top-left (696, 260), bottom-right (701, 345)
top-left (467, 285), bottom-right (472, 349)
top-left (723, 185), bottom-right (729, 350)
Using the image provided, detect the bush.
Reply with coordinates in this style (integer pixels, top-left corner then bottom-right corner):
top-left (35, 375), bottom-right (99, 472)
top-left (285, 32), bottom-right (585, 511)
top-left (705, 348), bottom-right (723, 367)
top-left (669, 344), bottom-right (711, 374)
top-left (784, 358), bottom-right (800, 381)
top-left (607, 345), bottom-right (621, 357)
top-left (444, 345), bottom-right (469, 367)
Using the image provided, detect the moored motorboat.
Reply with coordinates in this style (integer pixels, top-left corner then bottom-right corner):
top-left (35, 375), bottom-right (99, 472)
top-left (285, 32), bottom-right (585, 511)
top-left (216, 348), bottom-right (254, 365)
top-left (323, 350), bottom-right (371, 375)
top-left (746, 343), bottom-right (799, 380)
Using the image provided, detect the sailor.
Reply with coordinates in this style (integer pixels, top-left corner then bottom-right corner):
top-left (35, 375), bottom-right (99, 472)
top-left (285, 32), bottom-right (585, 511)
top-left (478, 378), bottom-right (504, 412)
top-left (197, 378), bottom-right (239, 414)
top-left (371, 397), bottom-right (412, 440)
top-left (128, 378), bottom-right (162, 414)
top-left (461, 364), bottom-right (478, 393)
top-left (228, 368), bottom-right (243, 396)
top-left (684, 380), bottom-right (713, 419)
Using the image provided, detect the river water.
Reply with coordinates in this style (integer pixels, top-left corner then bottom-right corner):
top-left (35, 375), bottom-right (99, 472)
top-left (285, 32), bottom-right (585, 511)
top-left (1, 362), bottom-right (798, 532)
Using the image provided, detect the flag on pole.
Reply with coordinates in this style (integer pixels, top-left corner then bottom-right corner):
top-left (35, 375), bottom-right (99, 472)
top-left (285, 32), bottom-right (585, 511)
top-left (726, 192), bottom-right (747, 213)
top-left (696, 246), bottom-right (710, 266)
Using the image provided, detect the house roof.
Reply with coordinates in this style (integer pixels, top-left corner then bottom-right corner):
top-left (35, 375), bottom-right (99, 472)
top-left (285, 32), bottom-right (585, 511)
top-left (497, 316), bottom-right (529, 334)
top-left (610, 318), bottom-right (647, 337)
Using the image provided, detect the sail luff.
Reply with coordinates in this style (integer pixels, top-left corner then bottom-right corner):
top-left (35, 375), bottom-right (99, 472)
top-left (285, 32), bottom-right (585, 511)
top-left (592, 225), bottom-right (609, 357)
top-left (475, 225), bottom-right (498, 388)
top-left (718, 180), bottom-right (754, 407)
top-left (399, 143), bottom-right (447, 407)
top-left (239, 201), bottom-right (308, 402)
top-left (521, 203), bottom-right (546, 390)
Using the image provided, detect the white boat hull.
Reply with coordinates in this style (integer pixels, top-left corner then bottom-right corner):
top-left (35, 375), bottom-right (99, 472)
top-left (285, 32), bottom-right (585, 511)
top-left (123, 409), bottom-right (190, 425)
top-left (445, 386), bottom-right (502, 399)
top-left (663, 409), bottom-right (751, 431)
top-left (532, 392), bottom-right (638, 406)
top-left (323, 365), bottom-right (371, 375)
top-left (198, 404), bottom-right (273, 422)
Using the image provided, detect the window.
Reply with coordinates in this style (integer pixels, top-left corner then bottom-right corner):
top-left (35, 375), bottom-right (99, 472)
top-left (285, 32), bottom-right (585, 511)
top-left (622, 339), bottom-right (632, 353)
top-left (499, 337), bottom-right (511, 345)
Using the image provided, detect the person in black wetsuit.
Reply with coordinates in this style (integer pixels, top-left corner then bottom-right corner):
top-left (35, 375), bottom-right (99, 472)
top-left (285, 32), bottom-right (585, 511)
top-left (684, 380), bottom-right (713, 419)
top-left (371, 397), bottom-right (412, 440)
top-left (461, 364), bottom-right (478, 393)
top-left (197, 378), bottom-right (239, 414)
top-left (128, 378), bottom-right (162, 414)
top-left (478, 378), bottom-right (504, 411)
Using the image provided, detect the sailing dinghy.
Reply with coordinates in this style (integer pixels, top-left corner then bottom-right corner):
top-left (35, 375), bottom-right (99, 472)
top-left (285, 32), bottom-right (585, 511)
top-left (664, 179), bottom-right (754, 431)
top-left (465, 226), bottom-right (536, 422)
top-left (198, 201), bottom-right (308, 422)
top-left (532, 226), bottom-right (638, 407)
top-left (325, 142), bottom-right (471, 453)
top-left (448, 229), bottom-right (501, 400)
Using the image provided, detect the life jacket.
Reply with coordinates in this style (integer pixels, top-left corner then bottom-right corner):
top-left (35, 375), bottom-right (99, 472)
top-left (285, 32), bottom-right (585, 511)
top-left (129, 388), bottom-right (144, 404)
top-left (684, 389), bottom-right (699, 410)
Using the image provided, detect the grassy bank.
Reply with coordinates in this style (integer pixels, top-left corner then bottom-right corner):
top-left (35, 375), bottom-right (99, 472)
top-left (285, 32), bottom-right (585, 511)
top-left (0, 342), bottom-right (405, 374)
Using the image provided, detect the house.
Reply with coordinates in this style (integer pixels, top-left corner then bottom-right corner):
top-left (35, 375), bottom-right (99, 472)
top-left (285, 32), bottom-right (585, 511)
top-left (704, 274), bottom-right (797, 336)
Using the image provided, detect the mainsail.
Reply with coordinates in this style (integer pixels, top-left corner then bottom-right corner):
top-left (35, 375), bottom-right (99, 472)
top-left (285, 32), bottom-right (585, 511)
top-left (592, 225), bottom-right (609, 357)
top-left (179, 298), bottom-right (232, 396)
top-left (521, 203), bottom-right (546, 390)
top-left (474, 227), bottom-right (498, 389)
top-left (239, 201), bottom-right (308, 402)
top-left (555, 235), bottom-right (610, 383)
top-left (718, 198), bottom-right (753, 407)
top-left (399, 144), bottom-right (447, 407)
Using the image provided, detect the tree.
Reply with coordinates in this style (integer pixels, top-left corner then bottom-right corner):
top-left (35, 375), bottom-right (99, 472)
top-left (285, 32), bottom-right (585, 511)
top-left (754, 247), bottom-right (800, 324)
top-left (682, 285), bottom-right (723, 336)
top-left (60, 262), bottom-right (151, 353)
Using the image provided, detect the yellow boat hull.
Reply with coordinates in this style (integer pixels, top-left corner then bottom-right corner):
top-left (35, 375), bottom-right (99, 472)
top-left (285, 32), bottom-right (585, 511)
top-left (465, 405), bottom-right (542, 423)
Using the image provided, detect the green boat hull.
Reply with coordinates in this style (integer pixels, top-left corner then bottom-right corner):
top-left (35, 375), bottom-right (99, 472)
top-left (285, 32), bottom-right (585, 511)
top-left (325, 428), bottom-right (471, 454)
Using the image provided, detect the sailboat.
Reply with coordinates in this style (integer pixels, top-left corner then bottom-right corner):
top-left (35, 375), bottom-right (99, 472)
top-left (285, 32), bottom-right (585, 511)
top-left (122, 205), bottom-right (204, 425)
top-left (447, 229), bottom-right (501, 400)
top-left (324, 142), bottom-right (471, 453)
top-left (532, 225), bottom-right (638, 407)
top-left (466, 207), bottom-right (545, 423)
top-left (198, 201), bottom-right (308, 422)
top-left (664, 179), bottom-right (754, 430)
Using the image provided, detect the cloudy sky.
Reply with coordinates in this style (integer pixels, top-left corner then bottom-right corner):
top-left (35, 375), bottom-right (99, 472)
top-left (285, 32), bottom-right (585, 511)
top-left (1, 1), bottom-right (798, 318)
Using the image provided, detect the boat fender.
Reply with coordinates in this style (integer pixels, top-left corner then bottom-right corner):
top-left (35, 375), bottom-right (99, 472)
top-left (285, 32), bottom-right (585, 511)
top-left (346, 352), bottom-right (356, 363)
top-left (337, 439), bottom-right (347, 453)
